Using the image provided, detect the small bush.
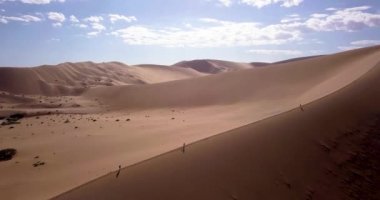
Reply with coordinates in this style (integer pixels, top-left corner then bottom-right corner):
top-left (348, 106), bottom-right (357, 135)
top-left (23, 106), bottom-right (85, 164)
top-left (0, 148), bottom-right (17, 161)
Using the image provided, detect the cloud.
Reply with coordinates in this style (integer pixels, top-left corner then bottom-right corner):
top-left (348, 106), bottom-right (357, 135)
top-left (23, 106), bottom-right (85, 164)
top-left (47, 12), bottom-right (65, 22)
top-left (82, 16), bottom-right (106, 36)
top-left (310, 13), bottom-right (328, 18)
top-left (326, 7), bottom-right (337, 11)
top-left (69, 15), bottom-right (79, 23)
top-left (0, 0), bottom-right (65, 4)
top-left (52, 22), bottom-right (62, 27)
top-left (280, 14), bottom-right (302, 23)
top-left (199, 17), bottom-right (232, 24)
top-left (21, 0), bottom-right (64, 4)
top-left (111, 18), bottom-right (302, 47)
top-left (87, 31), bottom-right (100, 37)
top-left (109, 14), bottom-right (137, 23)
top-left (84, 16), bottom-right (103, 23)
top-left (240, 0), bottom-right (303, 8)
top-left (91, 22), bottom-right (105, 31)
top-left (305, 6), bottom-right (380, 32)
top-left (218, 0), bottom-right (232, 7)
top-left (339, 40), bottom-right (380, 50)
top-left (110, 5), bottom-right (380, 48)
top-left (351, 40), bottom-right (380, 46)
top-left (0, 14), bottom-right (42, 23)
top-left (215, 0), bottom-right (303, 8)
top-left (47, 12), bottom-right (65, 27)
top-left (74, 23), bottom-right (87, 28)
top-left (247, 49), bottom-right (303, 55)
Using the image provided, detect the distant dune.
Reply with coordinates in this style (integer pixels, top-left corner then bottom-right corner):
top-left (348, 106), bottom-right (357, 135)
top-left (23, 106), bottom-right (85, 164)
top-left (0, 62), bottom-right (203, 96)
top-left (250, 61), bottom-right (271, 67)
top-left (273, 55), bottom-right (324, 64)
top-left (173, 59), bottom-right (253, 74)
top-left (1, 46), bottom-right (380, 200)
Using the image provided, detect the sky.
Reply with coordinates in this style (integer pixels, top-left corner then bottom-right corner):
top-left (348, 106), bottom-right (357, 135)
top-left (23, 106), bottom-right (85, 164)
top-left (0, 0), bottom-right (380, 67)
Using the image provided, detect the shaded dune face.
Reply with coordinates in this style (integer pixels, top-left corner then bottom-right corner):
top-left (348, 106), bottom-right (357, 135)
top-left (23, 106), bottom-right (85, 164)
top-left (54, 47), bottom-right (380, 200)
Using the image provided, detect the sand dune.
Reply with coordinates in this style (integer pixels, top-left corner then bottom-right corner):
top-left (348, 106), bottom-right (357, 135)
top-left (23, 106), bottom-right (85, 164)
top-left (0, 61), bottom-right (202, 96)
top-left (55, 51), bottom-right (380, 200)
top-left (128, 64), bottom-right (205, 83)
top-left (86, 46), bottom-right (380, 110)
top-left (1, 46), bottom-right (380, 200)
top-left (173, 59), bottom-right (254, 74)
top-left (273, 55), bottom-right (323, 64)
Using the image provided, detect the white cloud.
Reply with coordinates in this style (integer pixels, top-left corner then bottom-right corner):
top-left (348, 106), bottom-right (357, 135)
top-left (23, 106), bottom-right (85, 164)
top-left (70, 15), bottom-right (79, 23)
top-left (21, 0), bottom-right (64, 4)
top-left (47, 12), bottom-right (65, 27)
top-left (49, 38), bottom-right (60, 42)
top-left (109, 14), bottom-right (137, 23)
top-left (47, 12), bottom-right (65, 22)
top-left (111, 18), bottom-right (302, 47)
top-left (305, 6), bottom-right (380, 32)
top-left (218, 0), bottom-right (232, 7)
top-left (280, 14), bottom-right (302, 23)
top-left (74, 23), bottom-right (87, 28)
top-left (0, 0), bottom-right (65, 4)
top-left (84, 16), bottom-right (103, 23)
top-left (87, 31), bottom-right (100, 37)
top-left (52, 22), bottom-right (62, 27)
top-left (247, 49), bottom-right (303, 55)
top-left (109, 5), bottom-right (380, 48)
top-left (326, 7), bottom-right (337, 11)
top-left (339, 40), bottom-right (380, 51)
top-left (0, 14), bottom-right (42, 23)
top-left (310, 13), bottom-right (328, 18)
top-left (199, 17), bottom-right (232, 24)
top-left (91, 22), bottom-right (105, 31)
top-left (351, 40), bottom-right (380, 46)
top-left (240, 0), bottom-right (303, 8)
top-left (82, 16), bottom-right (107, 36)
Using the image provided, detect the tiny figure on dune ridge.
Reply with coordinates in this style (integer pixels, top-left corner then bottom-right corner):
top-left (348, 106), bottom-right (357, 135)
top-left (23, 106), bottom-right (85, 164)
top-left (299, 104), bottom-right (304, 112)
top-left (116, 165), bottom-right (121, 178)
top-left (182, 143), bottom-right (186, 153)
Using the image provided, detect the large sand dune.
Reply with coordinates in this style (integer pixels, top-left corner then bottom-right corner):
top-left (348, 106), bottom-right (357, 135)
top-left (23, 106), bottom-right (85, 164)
top-left (1, 46), bottom-right (380, 200)
top-left (55, 49), bottom-right (380, 200)
top-left (0, 61), bottom-right (203, 96)
top-left (86, 46), bottom-right (380, 110)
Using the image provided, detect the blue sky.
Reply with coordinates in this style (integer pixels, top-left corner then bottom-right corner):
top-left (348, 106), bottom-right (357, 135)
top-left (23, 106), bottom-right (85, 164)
top-left (0, 0), bottom-right (380, 67)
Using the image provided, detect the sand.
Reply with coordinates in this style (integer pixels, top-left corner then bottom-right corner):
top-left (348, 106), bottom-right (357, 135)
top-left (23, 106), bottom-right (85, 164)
top-left (0, 45), bottom-right (380, 200)
top-left (173, 59), bottom-right (254, 74)
top-left (0, 61), bottom-right (203, 96)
